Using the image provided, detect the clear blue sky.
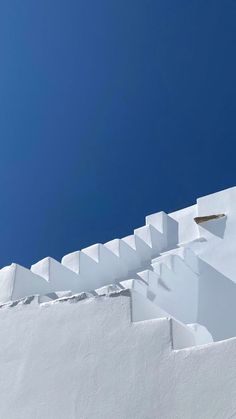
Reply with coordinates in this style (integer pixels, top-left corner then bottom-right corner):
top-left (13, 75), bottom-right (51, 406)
top-left (0, 1), bottom-right (235, 267)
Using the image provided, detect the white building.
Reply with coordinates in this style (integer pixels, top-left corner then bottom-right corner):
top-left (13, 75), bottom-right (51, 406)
top-left (0, 187), bottom-right (236, 418)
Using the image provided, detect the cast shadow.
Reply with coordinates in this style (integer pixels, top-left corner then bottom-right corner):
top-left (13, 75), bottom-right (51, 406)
top-left (198, 257), bottom-right (236, 341)
top-left (199, 216), bottom-right (227, 239)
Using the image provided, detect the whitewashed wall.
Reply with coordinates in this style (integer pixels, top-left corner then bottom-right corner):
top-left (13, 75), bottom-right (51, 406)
top-left (0, 187), bottom-right (235, 418)
top-left (0, 292), bottom-right (234, 419)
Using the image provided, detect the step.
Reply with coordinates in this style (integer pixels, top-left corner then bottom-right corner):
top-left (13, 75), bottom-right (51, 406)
top-left (152, 245), bottom-right (200, 275)
top-left (31, 257), bottom-right (85, 294)
top-left (105, 239), bottom-right (142, 273)
top-left (122, 234), bottom-right (153, 264)
top-left (62, 244), bottom-right (128, 291)
top-left (152, 261), bottom-right (198, 324)
top-left (137, 269), bottom-right (160, 295)
top-left (0, 263), bottom-right (50, 304)
top-left (134, 225), bottom-right (163, 258)
top-left (82, 243), bottom-right (128, 281)
top-left (145, 211), bottom-right (178, 249)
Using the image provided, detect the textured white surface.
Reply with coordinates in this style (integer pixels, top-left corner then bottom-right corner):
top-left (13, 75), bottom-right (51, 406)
top-left (0, 291), bottom-right (232, 419)
top-left (0, 187), bottom-right (236, 418)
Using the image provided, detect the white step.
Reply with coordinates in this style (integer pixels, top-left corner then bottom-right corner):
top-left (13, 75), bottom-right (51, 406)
top-left (152, 261), bottom-right (198, 324)
top-left (119, 279), bottom-right (148, 298)
top-left (0, 263), bottom-right (50, 304)
top-left (105, 239), bottom-right (142, 273)
top-left (119, 277), bottom-right (212, 348)
top-left (171, 319), bottom-right (212, 349)
top-left (122, 234), bottom-right (152, 263)
top-left (62, 244), bottom-right (128, 291)
top-left (31, 257), bottom-right (84, 294)
top-left (145, 211), bottom-right (178, 249)
top-left (137, 269), bottom-right (160, 295)
top-left (134, 225), bottom-right (163, 257)
top-left (152, 246), bottom-right (200, 275)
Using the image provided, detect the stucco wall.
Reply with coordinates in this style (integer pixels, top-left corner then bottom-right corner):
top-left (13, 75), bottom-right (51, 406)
top-left (0, 292), bottom-right (235, 419)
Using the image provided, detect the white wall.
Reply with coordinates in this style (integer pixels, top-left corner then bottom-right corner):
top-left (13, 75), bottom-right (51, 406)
top-left (0, 292), bottom-right (234, 419)
top-left (0, 187), bottom-right (236, 418)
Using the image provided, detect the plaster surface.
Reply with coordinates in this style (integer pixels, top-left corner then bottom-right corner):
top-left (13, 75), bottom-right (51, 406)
top-left (0, 187), bottom-right (236, 418)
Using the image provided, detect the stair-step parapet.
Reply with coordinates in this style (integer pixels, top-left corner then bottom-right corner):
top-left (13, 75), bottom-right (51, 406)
top-left (31, 257), bottom-right (85, 294)
top-left (145, 211), bottom-right (178, 250)
top-left (105, 239), bottom-right (142, 273)
top-left (0, 263), bottom-right (50, 304)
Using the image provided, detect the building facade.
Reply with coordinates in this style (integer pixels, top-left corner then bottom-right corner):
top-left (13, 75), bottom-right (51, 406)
top-left (0, 187), bottom-right (236, 418)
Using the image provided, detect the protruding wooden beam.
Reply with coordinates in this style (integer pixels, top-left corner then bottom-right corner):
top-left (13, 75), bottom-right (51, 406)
top-left (194, 214), bottom-right (225, 224)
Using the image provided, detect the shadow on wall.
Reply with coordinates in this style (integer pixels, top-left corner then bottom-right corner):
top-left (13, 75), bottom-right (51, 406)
top-left (165, 216), bottom-right (179, 250)
top-left (197, 258), bottom-right (236, 341)
top-left (198, 216), bottom-right (227, 239)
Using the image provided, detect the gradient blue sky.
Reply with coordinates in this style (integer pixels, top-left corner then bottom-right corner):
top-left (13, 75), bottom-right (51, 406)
top-left (0, 1), bottom-right (235, 267)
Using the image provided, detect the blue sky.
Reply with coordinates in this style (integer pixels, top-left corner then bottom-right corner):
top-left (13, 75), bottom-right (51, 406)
top-left (0, 1), bottom-right (235, 267)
